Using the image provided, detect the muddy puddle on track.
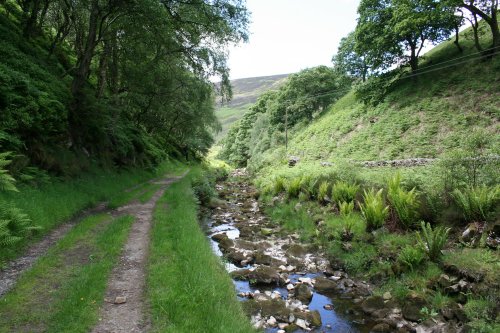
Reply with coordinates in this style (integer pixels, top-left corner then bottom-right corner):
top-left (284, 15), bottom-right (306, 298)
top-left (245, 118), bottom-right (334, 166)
top-left (202, 173), bottom-right (376, 333)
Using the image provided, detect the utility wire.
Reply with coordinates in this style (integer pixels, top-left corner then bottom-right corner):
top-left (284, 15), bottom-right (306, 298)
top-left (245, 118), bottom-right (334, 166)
top-left (274, 49), bottom-right (499, 104)
top-left (399, 49), bottom-right (500, 79)
top-left (412, 44), bottom-right (500, 72)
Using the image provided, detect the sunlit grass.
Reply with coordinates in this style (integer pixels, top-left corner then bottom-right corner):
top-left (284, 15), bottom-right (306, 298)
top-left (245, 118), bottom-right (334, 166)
top-left (147, 168), bottom-right (256, 333)
top-left (0, 214), bottom-right (135, 333)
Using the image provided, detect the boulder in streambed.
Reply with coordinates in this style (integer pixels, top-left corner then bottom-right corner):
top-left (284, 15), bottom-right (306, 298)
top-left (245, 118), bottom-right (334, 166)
top-left (226, 249), bottom-right (252, 266)
top-left (261, 227), bottom-right (273, 236)
top-left (215, 235), bottom-right (234, 252)
top-left (234, 239), bottom-right (258, 251)
top-left (242, 298), bottom-right (292, 323)
top-left (293, 283), bottom-right (313, 304)
top-left (294, 310), bottom-right (322, 327)
top-left (314, 277), bottom-right (339, 294)
top-left (402, 294), bottom-right (427, 322)
top-left (231, 266), bottom-right (285, 286)
top-left (284, 244), bottom-right (308, 258)
top-left (361, 295), bottom-right (385, 315)
top-left (371, 323), bottom-right (392, 332)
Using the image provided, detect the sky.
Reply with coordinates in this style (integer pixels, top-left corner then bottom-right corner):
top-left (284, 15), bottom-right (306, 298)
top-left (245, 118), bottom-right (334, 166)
top-left (227, 0), bottom-right (361, 80)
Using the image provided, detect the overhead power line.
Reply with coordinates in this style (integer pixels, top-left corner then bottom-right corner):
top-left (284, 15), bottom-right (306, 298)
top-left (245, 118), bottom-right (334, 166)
top-left (274, 49), bottom-right (499, 104)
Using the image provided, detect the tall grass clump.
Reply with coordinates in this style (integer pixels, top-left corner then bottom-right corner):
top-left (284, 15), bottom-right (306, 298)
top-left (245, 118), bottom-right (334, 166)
top-left (398, 245), bottom-right (426, 271)
top-left (317, 181), bottom-right (330, 204)
top-left (339, 201), bottom-right (356, 240)
top-left (416, 221), bottom-right (450, 262)
top-left (286, 177), bottom-right (302, 199)
top-left (360, 188), bottom-right (389, 231)
top-left (452, 185), bottom-right (499, 222)
top-left (387, 173), bottom-right (420, 229)
top-left (272, 176), bottom-right (286, 195)
top-left (300, 175), bottom-right (317, 200)
top-left (331, 181), bottom-right (359, 205)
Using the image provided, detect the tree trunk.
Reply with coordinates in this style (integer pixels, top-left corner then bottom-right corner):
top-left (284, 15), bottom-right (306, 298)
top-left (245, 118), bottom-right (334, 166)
top-left (454, 25), bottom-right (463, 53)
top-left (96, 40), bottom-right (111, 98)
top-left (462, 1), bottom-right (499, 49)
top-left (22, 0), bottom-right (40, 38)
top-left (408, 39), bottom-right (418, 72)
top-left (491, 8), bottom-right (500, 49)
top-left (468, 13), bottom-right (482, 52)
top-left (69, 1), bottom-right (100, 142)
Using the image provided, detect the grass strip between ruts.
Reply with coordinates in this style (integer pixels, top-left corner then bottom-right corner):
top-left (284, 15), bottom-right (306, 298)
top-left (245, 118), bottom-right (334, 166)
top-left (0, 214), bottom-right (135, 333)
top-left (147, 168), bottom-right (256, 333)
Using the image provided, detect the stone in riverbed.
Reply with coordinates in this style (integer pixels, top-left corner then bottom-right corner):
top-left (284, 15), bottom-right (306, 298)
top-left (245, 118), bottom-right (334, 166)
top-left (218, 236), bottom-right (234, 252)
top-left (324, 304), bottom-right (334, 310)
top-left (231, 266), bottom-right (284, 285)
top-left (294, 284), bottom-right (313, 304)
top-left (226, 249), bottom-right (249, 266)
top-left (284, 244), bottom-right (308, 258)
top-left (234, 239), bottom-right (258, 251)
top-left (294, 310), bottom-right (322, 327)
top-left (361, 295), bottom-right (385, 314)
top-left (314, 277), bottom-right (339, 293)
top-left (242, 298), bottom-right (292, 323)
top-left (371, 323), bottom-right (392, 332)
top-left (295, 318), bottom-right (308, 329)
top-left (402, 294), bottom-right (427, 322)
top-left (266, 316), bottom-right (277, 326)
top-left (261, 227), bottom-right (274, 236)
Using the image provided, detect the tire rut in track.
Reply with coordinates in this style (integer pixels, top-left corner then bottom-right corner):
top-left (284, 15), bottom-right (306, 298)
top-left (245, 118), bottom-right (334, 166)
top-left (92, 173), bottom-right (187, 333)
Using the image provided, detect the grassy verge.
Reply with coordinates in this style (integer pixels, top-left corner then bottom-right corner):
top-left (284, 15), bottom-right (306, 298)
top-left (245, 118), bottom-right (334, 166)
top-left (147, 167), bottom-right (256, 333)
top-left (0, 214), bottom-right (135, 333)
top-left (0, 159), bottom-right (185, 263)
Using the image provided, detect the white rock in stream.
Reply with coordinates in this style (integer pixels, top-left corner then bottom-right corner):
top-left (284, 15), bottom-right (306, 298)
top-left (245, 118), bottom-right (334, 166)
top-left (286, 265), bottom-right (296, 272)
top-left (266, 316), bottom-right (277, 326)
top-left (295, 318), bottom-right (309, 329)
top-left (251, 315), bottom-right (263, 329)
top-left (298, 277), bottom-right (313, 286)
top-left (286, 283), bottom-right (294, 291)
top-left (287, 299), bottom-right (303, 311)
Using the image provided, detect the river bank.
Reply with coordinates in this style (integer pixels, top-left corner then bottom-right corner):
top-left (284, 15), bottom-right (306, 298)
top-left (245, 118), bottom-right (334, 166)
top-left (203, 169), bottom-right (471, 333)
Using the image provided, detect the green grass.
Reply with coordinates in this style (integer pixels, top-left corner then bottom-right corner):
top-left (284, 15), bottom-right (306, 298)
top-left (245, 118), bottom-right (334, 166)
top-left (215, 104), bottom-right (253, 141)
top-left (147, 167), bottom-right (255, 333)
top-left (443, 248), bottom-right (500, 287)
top-left (266, 199), bottom-right (317, 240)
top-left (249, 25), bottom-right (499, 191)
top-left (0, 214), bottom-right (135, 333)
top-left (324, 212), bottom-right (366, 238)
top-left (0, 160), bottom-right (185, 263)
top-left (375, 262), bottom-right (443, 301)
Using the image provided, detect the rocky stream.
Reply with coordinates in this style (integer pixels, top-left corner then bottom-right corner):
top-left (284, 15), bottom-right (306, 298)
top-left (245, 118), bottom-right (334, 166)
top-left (202, 170), bottom-right (461, 333)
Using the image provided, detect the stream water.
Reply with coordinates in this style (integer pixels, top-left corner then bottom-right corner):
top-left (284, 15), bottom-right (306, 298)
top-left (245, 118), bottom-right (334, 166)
top-left (203, 174), bottom-right (377, 333)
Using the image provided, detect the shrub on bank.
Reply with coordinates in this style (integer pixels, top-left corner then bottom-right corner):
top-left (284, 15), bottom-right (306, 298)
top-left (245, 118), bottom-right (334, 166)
top-left (452, 185), bottom-right (499, 222)
top-left (360, 188), bottom-right (389, 231)
top-left (331, 181), bottom-right (359, 206)
top-left (387, 173), bottom-right (420, 229)
top-left (416, 221), bottom-right (450, 262)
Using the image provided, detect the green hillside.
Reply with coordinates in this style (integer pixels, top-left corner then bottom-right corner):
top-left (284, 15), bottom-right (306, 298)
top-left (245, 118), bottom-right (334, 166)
top-left (222, 25), bottom-right (499, 179)
top-left (215, 74), bottom-right (289, 140)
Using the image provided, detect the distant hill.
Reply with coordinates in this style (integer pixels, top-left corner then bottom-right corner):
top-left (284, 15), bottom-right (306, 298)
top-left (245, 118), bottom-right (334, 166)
top-left (215, 74), bottom-right (290, 140)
